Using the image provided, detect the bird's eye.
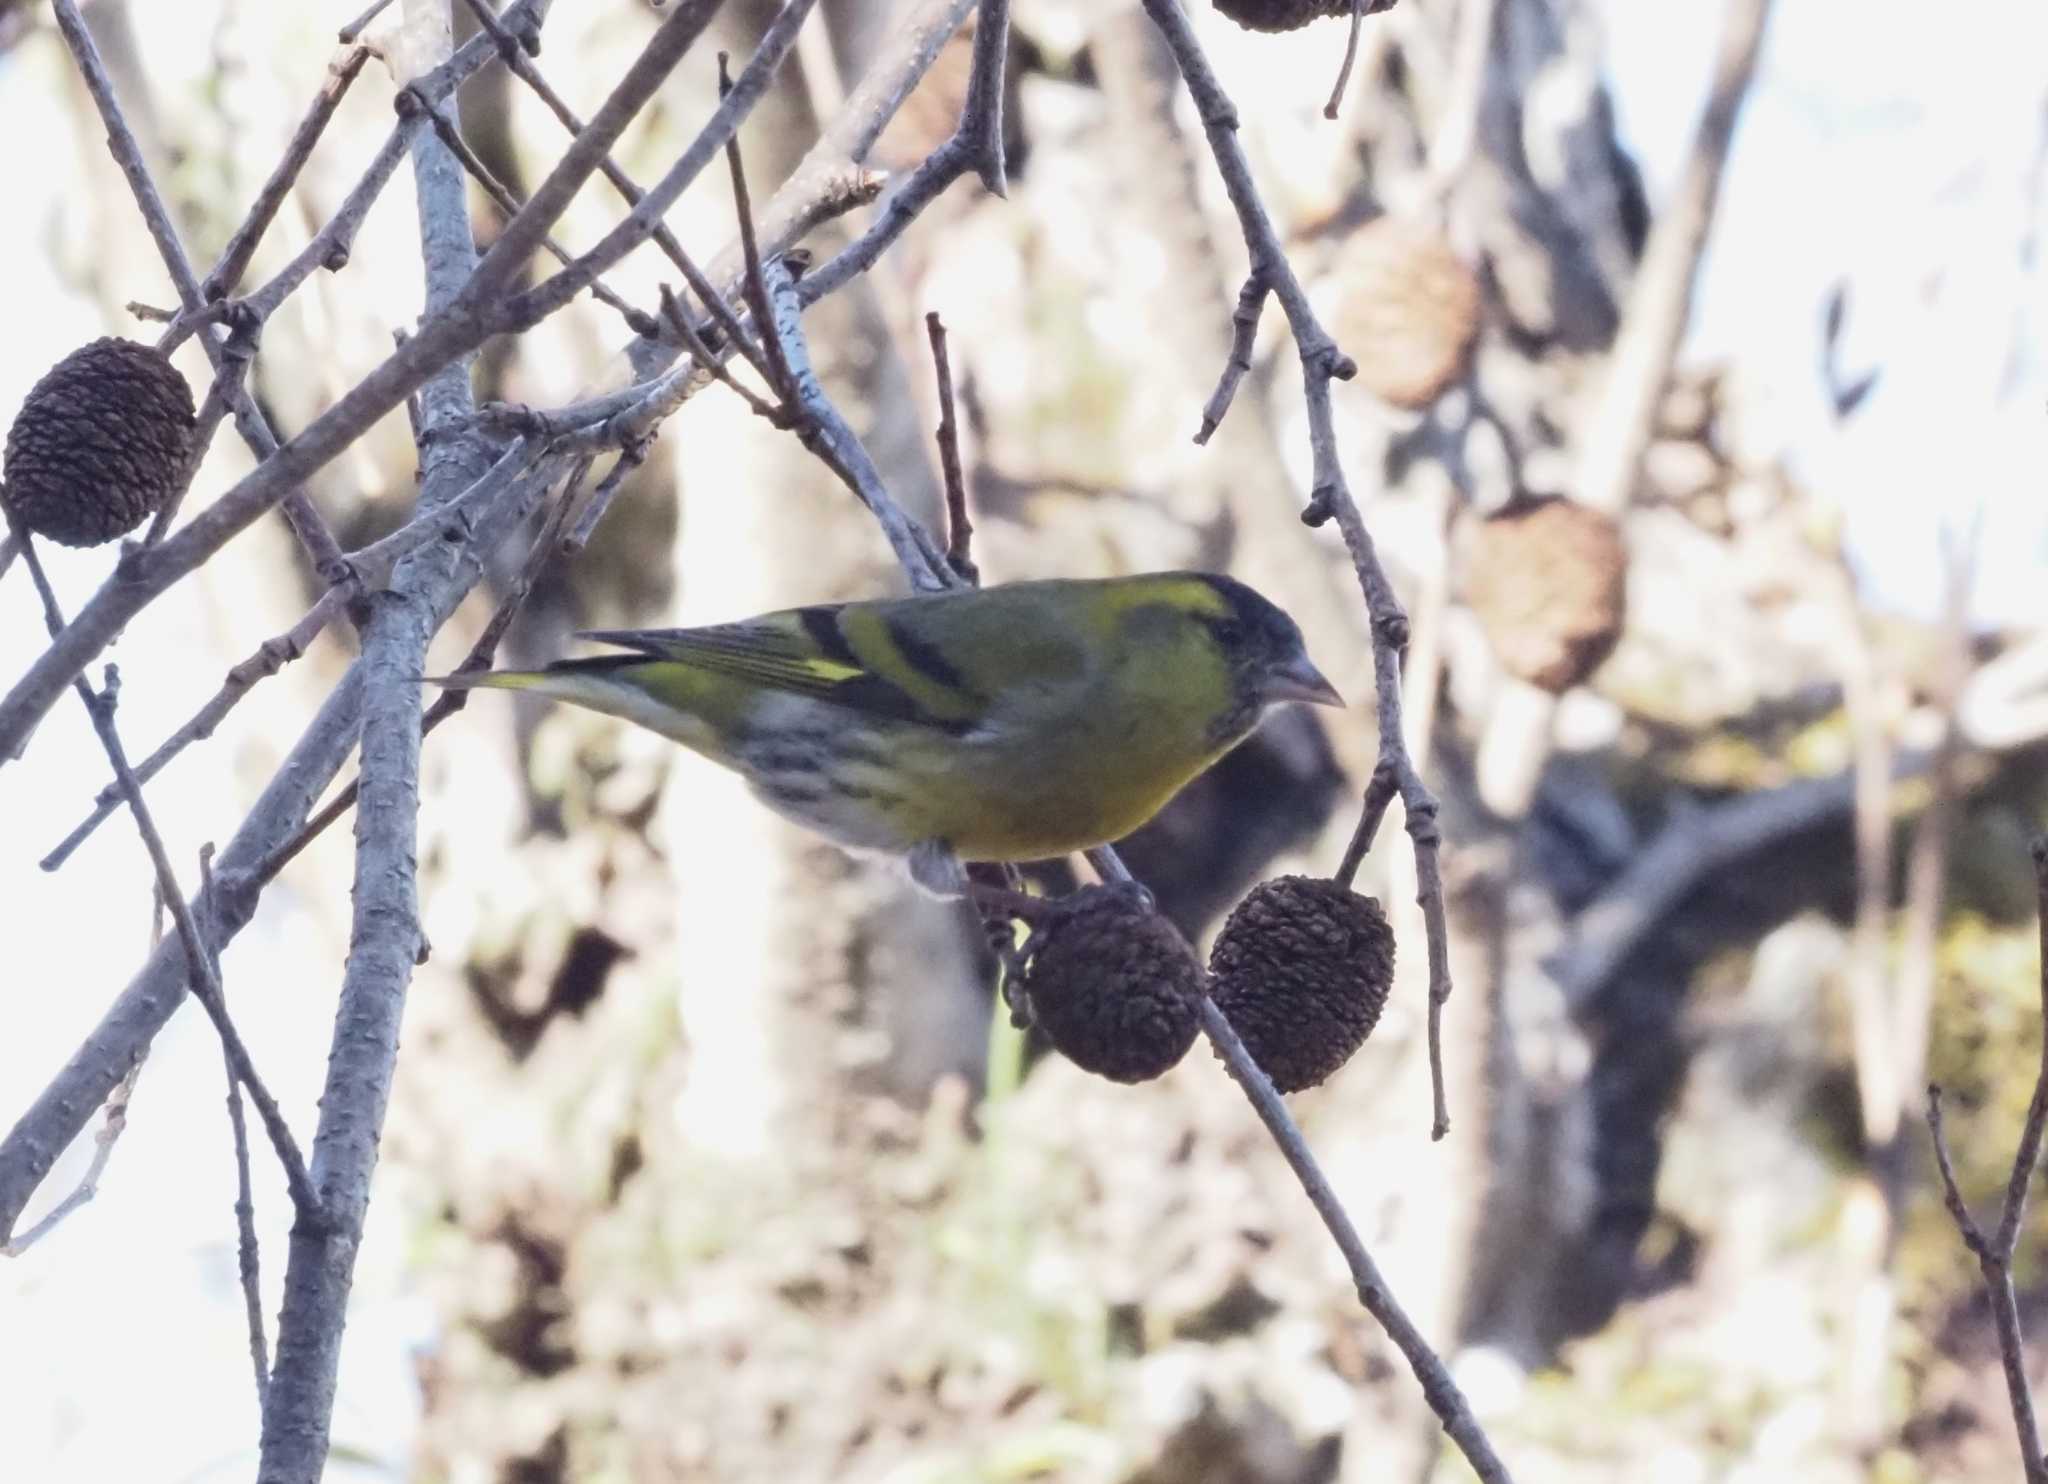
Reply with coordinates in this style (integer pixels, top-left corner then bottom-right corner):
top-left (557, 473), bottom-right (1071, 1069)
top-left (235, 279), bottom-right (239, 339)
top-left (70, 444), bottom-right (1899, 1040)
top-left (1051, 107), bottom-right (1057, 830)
top-left (1209, 617), bottom-right (1245, 649)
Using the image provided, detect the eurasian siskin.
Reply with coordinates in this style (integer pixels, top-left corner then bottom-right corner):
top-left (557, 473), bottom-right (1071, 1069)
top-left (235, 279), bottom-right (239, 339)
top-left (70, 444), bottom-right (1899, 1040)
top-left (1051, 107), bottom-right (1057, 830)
top-left (431, 571), bottom-right (1340, 895)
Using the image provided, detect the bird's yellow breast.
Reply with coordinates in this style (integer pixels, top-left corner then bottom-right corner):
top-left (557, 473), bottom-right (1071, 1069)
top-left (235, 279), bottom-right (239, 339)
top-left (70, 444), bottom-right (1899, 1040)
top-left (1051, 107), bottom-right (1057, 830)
top-left (842, 685), bottom-right (1230, 863)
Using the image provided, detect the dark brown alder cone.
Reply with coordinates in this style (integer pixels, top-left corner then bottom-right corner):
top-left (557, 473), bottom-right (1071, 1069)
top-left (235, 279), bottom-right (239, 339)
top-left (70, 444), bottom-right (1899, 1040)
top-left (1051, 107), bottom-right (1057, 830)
top-left (2, 338), bottom-right (195, 547)
top-left (1334, 215), bottom-right (1482, 411)
top-left (1214, 0), bottom-right (1394, 35)
top-left (1020, 886), bottom-right (1202, 1084)
top-left (1462, 493), bottom-right (1628, 693)
top-left (1210, 875), bottom-right (1392, 1093)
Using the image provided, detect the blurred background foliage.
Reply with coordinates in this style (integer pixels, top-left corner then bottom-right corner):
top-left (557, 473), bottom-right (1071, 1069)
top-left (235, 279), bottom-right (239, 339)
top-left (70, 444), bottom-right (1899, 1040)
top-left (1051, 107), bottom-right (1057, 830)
top-left (3, 0), bottom-right (2048, 1481)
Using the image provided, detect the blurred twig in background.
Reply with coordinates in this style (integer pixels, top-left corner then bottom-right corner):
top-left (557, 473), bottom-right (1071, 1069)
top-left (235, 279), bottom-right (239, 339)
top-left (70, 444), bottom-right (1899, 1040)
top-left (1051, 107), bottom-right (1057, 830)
top-left (1927, 836), bottom-right (2048, 1484)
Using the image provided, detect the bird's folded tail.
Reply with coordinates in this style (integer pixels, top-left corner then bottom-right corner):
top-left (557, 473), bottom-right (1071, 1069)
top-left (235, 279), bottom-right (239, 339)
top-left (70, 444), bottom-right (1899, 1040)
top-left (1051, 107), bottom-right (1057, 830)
top-left (420, 668), bottom-right (547, 692)
top-left (420, 657), bottom-right (719, 753)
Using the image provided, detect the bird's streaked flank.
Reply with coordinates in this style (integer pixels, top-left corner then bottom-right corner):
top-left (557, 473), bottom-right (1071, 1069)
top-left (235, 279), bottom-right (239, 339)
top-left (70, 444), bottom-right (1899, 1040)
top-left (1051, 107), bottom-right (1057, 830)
top-left (430, 572), bottom-right (1341, 896)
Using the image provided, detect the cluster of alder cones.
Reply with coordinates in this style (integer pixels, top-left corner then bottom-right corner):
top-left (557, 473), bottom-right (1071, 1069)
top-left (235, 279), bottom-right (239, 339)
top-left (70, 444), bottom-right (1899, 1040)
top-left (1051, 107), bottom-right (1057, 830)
top-left (1018, 875), bottom-right (1395, 1093)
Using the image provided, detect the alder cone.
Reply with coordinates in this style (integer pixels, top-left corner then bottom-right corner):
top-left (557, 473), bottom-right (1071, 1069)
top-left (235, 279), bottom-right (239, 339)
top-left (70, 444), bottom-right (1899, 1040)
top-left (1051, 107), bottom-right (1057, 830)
top-left (1463, 494), bottom-right (1627, 693)
top-left (1210, 876), bottom-right (1393, 1094)
top-left (1334, 215), bottom-right (1481, 411)
top-left (1021, 886), bottom-right (1202, 1084)
top-left (3, 338), bottom-right (195, 547)
top-left (1214, 0), bottom-right (1391, 34)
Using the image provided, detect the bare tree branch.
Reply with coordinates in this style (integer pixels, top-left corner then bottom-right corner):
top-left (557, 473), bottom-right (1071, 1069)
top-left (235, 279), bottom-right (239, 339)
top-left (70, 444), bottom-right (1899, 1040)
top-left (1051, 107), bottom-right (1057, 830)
top-left (0, 0), bottom-right (976, 1244)
top-left (198, 44), bottom-right (374, 308)
top-left (259, 3), bottom-right (490, 1465)
top-left (491, 0), bottom-right (819, 333)
top-left (795, 0), bottom-right (1010, 303)
top-left (0, 0), bottom-right (758, 763)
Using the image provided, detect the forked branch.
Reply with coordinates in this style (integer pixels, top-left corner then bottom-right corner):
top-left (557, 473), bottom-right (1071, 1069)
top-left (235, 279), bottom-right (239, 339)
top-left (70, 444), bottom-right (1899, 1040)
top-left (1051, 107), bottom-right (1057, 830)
top-left (1927, 838), bottom-right (2048, 1484)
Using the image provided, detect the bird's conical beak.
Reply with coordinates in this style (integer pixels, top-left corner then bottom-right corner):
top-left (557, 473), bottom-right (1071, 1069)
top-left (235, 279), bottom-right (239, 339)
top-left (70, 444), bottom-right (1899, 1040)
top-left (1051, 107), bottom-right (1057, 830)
top-left (1265, 653), bottom-right (1343, 708)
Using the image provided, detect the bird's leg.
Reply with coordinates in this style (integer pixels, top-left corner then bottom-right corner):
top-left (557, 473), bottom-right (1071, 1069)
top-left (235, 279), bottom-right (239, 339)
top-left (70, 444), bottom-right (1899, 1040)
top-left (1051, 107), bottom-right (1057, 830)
top-left (966, 861), bottom-right (1035, 1027)
top-left (963, 880), bottom-right (1057, 923)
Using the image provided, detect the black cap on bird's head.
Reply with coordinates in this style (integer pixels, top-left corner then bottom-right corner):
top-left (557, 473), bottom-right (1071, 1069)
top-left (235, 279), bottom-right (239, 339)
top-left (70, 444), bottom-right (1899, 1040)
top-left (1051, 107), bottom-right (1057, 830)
top-left (1197, 574), bottom-right (1343, 712)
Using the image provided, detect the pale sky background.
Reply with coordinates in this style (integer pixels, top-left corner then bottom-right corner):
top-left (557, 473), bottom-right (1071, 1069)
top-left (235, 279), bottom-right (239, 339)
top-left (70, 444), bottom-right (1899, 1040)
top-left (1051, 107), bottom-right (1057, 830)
top-left (0, 1), bottom-right (2043, 1479)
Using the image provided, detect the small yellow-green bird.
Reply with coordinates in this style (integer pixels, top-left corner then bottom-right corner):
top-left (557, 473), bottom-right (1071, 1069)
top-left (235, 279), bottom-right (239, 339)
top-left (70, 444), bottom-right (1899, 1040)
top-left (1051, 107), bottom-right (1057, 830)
top-left (433, 572), bottom-right (1340, 896)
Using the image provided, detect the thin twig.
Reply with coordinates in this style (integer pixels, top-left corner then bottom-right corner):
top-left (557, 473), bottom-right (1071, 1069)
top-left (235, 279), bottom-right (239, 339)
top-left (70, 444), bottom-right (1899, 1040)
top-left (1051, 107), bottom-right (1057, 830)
top-left (925, 312), bottom-right (977, 584)
top-left (1141, 0), bottom-right (1453, 1142)
top-left (86, 677), bottom-right (326, 1225)
top-left (43, 441), bottom-right (540, 870)
top-left (10, 531), bottom-right (324, 1225)
top-left (1323, 0), bottom-right (1369, 121)
top-left (196, 45), bottom-right (373, 308)
top-left (1196, 274), bottom-right (1268, 444)
top-left (720, 52), bottom-right (800, 403)
top-left (564, 449), bottom-right (639, 553)
top-left (491, 0), bottom-right (816, 334)
top-left (0, 932), bottom-right (145, 1262)
top-left (1926, 839), bottom-right (2048, 1484)
top-left (796, 0), bottom-right (1011, 304)
top-left (453, 0), bottom-right (775, 379)
top-left (414, 96), bottom-right (659, 338)
top-left (144, 309), bottom-right (260, 545)
top-left (202, 844), bottom-right (270, 1409)
top-left (1335, 760), bottom-right (1400, 889)
top-left (57, 626), bottom-right (320, 869)
top-left (1994, 842), bottom-right (2048, 1258)
top-left (0, 1054), bottom-right (143, 1258)
top-left (1927, 1088), bottom-right (1988, 1258)
top-left (1199, 996), bottom-right (1513, 1482)
top-left (50, 0), bottom-right (351, 580)
top-left (718, 44), bottom-right (960, 590)
top-left (256, 457), bottom-right (594, 883)
top-left (759, 258), bottom-right (951, 587)
top-left (233, 106), bottom-right (425, 325)
top-left (657, 284), bottom-right (781, 422)
top-left (960, 0), bottom-right (1012, 197)
top-left (338, 0), bottom-right (400, 42)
